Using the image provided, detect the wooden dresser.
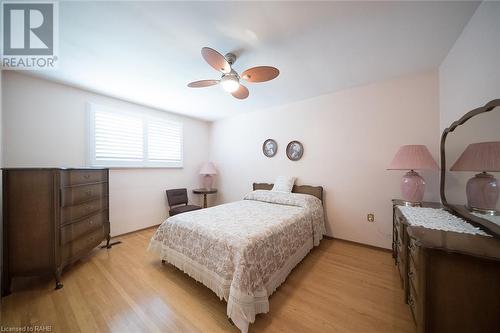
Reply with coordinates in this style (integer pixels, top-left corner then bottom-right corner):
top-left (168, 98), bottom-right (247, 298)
top-left (392, 199), bottom-right (500, 332)
top-left (2, 168), bottom-right (110, 296)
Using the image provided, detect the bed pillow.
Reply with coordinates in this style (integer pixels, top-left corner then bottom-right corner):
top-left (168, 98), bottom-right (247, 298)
top-left (271, 176), bottom-right (296, 193)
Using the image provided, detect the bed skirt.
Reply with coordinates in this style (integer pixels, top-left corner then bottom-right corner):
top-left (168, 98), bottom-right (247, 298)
top-left (148, 237), bottom-right (315, 333)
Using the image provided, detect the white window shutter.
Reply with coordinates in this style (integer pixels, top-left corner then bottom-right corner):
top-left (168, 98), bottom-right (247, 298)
top-left (94, 111), bottom-right (143, 162)
top-left (89, 104), bottom-right (183, 168)
top-left (147, 119), bottom-right (183, 163)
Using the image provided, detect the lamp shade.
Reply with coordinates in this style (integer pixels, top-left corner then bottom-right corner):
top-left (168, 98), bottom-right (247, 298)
top-left (387, 145), bottom-right (439, 171)
top-left (200, 162), bottom-right (217, 175)
top-left (450, 141), bottom-right (500, 172)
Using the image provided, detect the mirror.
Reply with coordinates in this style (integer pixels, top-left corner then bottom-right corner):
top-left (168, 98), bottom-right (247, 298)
top-left (441, 99), bottom-right (500, 237)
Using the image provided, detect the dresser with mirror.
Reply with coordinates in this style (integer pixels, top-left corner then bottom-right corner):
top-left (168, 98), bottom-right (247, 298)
top-left (392, 99), bottom-right (500, 332)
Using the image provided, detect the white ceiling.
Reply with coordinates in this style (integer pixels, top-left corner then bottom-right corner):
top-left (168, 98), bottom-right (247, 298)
top-left (28, 1), bottom-right (479, 121)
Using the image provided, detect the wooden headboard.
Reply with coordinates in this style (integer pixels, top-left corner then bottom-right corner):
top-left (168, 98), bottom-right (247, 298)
top-left (252, 183), bottom-right (324, 202)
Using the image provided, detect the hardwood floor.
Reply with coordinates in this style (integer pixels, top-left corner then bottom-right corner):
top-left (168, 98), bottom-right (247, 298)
top-left (1, 228), bottom-right (415, 332)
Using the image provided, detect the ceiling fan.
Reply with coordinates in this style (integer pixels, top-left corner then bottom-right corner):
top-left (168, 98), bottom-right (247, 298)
top-left (187, 47), bottom-right (280, 100)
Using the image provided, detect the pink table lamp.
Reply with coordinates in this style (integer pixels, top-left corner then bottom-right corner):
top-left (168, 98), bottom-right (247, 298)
top-left (450, 141), bottom-right (500, 215)
top-left (388, 145), bottom-right (439, 205)
top-left (200, 162), bottom-right (217, 189)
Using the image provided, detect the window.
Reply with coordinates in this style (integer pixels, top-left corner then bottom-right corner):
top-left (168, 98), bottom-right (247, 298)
top-left (88, 104), bottom-right (183, 167)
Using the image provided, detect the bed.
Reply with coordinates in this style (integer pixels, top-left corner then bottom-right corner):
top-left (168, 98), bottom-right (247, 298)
top-left (148, 183), bottom-right (325, 333)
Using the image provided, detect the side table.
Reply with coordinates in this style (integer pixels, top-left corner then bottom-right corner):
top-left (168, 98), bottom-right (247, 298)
top-left (193, 188), bottom-right (218, 208)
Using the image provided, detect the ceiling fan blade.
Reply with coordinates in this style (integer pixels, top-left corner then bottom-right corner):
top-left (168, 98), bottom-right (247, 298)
top-left (201, 47), bottom-right (231, 74)
top-left (187, 80), bottom-right (219, 88)
top-left (231, 84), bottom-right (249, 100)
top-left (241, 66), bottom-right (279, 82)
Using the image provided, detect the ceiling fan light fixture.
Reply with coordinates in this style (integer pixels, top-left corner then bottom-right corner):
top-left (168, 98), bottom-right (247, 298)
top-left (188, 47), bottom-right (279, 99)
top-left (220, 75), bottom-right (240, 93)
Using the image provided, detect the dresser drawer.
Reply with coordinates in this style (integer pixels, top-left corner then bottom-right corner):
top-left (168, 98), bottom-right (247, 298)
top-left (61, 198), bottom-right (107, 225)
top-left (61, 183), bottom-right (108, 207)
top-left (61, 170), bottom-right (107, 186)
top-left (60, 212), bottom-right (106, 245)
top-left (62, 228), bottom-right (104, 262)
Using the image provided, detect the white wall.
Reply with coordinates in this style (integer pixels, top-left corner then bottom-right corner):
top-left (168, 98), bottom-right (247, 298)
top-left (439, 1), bottom-right (500, 131)
top-left (210, 71), bottom-right (440, 249)
top-left (2, 72), bottom-right (211, 236)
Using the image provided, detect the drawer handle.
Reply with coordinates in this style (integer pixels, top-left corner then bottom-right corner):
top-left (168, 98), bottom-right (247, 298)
top-left (89, 220), bottom-right (94, 225)
top-left (83, 174), bottom-right (91, 179)
top-left (408, 271), bottom-right (415, 279)
top-left (85, 190), bottom-right (93, 196)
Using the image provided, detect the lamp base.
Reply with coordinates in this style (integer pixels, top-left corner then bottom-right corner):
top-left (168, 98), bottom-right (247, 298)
top-left (400, 201), bottom-right (423, 207)
top-left (466, 172), bottom-right (498, 212)
top-left (466, 206), bottom-right (499, 216)
top-left (202, 175), bottom-right (214, 189)
top-left (400, 170), bottom-right (425, 204)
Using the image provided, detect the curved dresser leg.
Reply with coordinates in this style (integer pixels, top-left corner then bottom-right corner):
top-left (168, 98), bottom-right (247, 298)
top-left (106, 234), bottom-right (111, 249)
top-left (55, 268), bottom-right (63, 290)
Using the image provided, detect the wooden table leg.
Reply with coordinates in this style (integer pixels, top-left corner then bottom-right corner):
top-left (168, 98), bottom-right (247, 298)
top-left (203, 194), bottom-right (208, 208)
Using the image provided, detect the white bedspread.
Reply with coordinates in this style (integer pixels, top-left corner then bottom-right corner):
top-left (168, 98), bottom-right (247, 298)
top-left (148, 190), bottom-right (325, 332)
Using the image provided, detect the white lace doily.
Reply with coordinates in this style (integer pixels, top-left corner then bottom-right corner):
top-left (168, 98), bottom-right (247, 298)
top-left (398, 206), bottom-right (490, 236)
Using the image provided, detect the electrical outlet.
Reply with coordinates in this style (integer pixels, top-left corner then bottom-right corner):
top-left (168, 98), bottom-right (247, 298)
top-left (367, 213), bottom-right (375, 222)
